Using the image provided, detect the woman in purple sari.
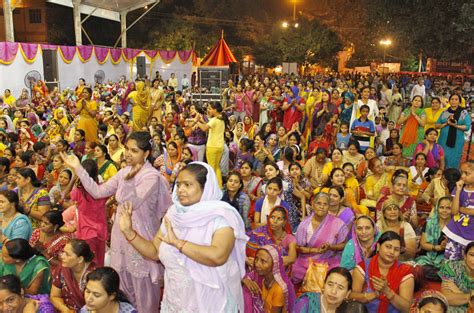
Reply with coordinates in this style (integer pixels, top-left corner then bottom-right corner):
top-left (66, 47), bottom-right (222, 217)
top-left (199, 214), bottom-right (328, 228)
top-left (328, 186), bottom-right (355, 226)
top-left (0, 274), bottom-right (55, 312)
top-left (292, 192), bottom-right (349, 284)
top-left (246, 206), bottom-right (297, 267)
top-left (242, 245), bottom-right (295, 313)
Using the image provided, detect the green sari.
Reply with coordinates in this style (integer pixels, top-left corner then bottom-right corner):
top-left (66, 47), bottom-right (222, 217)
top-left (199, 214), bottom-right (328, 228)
top-left (0, 255), bottom-right (51, 294)
top-left (415, 200), bottom-right (445, 269)
top-left (438, 260), bottom-right (474, 313)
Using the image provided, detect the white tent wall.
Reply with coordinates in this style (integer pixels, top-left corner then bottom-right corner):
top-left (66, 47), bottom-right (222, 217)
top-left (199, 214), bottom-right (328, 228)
top-left (57, 54), bottom-right (129, 90)
top-left (0, 54), bottom-right (44, 97)
top-left (150, 57), bottom-right (192, 90)
top-left (0, 48), bottom-right (193, 98)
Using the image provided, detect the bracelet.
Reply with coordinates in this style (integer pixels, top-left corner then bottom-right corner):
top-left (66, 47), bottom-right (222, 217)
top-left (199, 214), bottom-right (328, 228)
top-left (177, 240), bottom-right (187, 253)
top-left (126, 231), bottom-right (137, 242)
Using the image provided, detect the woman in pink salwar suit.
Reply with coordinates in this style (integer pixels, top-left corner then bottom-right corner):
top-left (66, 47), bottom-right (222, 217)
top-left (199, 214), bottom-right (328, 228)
top-left (292, 192), bottom-right (349, 284)
top-left (61, 132), bottom-right (172, 313)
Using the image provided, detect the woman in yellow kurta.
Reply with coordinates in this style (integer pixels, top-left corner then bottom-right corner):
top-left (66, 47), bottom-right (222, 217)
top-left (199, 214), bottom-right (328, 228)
top-left (76, 87), bottom-right (98, 143)
top-left (424, 97), bottom-right (444, 132)
top-left (107, 134), bottom-right (125, 165)
top-left (94, 144), bottom-right (118, 182)
top-left (129, 81), bottom-right (150, 131)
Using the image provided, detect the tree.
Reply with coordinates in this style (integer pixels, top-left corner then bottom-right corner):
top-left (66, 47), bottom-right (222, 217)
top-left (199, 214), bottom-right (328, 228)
top-left (354, 0), bottom-right (473, 63)
top-left (253, 18), bottom-right (343, 67)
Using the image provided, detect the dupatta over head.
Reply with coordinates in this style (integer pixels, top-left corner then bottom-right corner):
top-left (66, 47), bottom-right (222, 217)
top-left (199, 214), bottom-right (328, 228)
top-left (166, 161), bottom-right (249, 312)
top-left (243, 245), bottom-right (296, 313)
top-left (246, 206), bottom-right (292, 257)
top-left (352, 215), bottom-right (380, 266)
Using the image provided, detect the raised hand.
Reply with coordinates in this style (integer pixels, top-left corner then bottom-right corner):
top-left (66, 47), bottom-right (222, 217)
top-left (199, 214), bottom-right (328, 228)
top-left (59, 152), bottom-right (81, 170)
top-left (158, 217), bottom-right (179, 247)
top-left (119, 202), bottom-right (134, 234)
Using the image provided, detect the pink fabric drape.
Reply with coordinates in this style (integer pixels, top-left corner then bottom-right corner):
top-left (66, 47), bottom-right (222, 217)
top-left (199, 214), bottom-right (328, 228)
top-left (19, 43), bottom-right (39, 61)
top-left (59, 45), bottom-right (76, 62)
top-left (109, 48), bottom-right (122, 63)
top-left (94, 47), bottom-right (109, 63)
top-left (77, 45), bottom-right (93, 62)
top-left (144, 50), bottom-right (158, 60)
top-left (159, 50), bottom-right (177, 63)
top-left (178, 50), bottom-right (193, 63)
top-left (122, 48), bottom-right (141, 61)
top-left (0, 42), bottom-right (194, 66)
top-left (0, 42), bottom-right (19, 63)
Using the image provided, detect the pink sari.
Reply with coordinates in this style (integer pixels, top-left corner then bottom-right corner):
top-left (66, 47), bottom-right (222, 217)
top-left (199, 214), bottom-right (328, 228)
top-left (292, 214), bottom-right (349, 284)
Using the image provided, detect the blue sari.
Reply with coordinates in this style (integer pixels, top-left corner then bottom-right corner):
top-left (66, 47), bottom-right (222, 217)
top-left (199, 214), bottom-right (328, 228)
top-left (436, 108), bottom-right (471, 169)
top-left (1, 214), bottom-right (32, 248)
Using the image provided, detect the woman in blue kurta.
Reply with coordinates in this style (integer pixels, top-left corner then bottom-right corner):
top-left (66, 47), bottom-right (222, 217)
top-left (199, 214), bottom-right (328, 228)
top-left (436, 94), bottom-right (472, 169)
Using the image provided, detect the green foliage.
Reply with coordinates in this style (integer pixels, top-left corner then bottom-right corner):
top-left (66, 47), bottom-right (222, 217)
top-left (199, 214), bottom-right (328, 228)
top-left (354, 0), bottom-right (473, 63)
top-left (253, 18), bottom-right (343, 67)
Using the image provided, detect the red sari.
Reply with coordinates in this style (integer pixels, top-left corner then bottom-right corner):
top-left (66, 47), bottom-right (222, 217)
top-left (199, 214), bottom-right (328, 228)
top-left (29, 229), bottom-right (70, 272)
top-left (358, 254), bottom-right (413, 313)
top-left (52, 262), bottom-right (96, 311)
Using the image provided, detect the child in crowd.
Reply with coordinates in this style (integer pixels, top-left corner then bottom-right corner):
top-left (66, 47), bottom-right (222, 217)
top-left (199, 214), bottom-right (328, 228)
top-left (445, 161), bottom-right (474, 260)
top-left (350, 105), bottom-right (375, 153)
top-left (336, 121), bottom-right (351, 150)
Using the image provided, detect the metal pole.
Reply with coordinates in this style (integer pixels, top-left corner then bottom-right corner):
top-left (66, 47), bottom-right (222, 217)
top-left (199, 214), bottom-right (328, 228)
top-left (81, 25), bottom-right (94, 45)
top-left (81, 0), bottom-right (107, 24)
top-left (113, 1), bottom-right (159, 48)
top-left (3, 0), bottom-right (15, 42)
top-left (73, 0), bottom-right (82, 45)
top-left (120, 12), bottom-right (127, 48)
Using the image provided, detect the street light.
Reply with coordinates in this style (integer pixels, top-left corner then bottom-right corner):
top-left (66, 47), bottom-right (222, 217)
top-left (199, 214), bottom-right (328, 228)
top-left (282, 21), bottom-right (289, 28)
top-left (294, 23), bottom-right (299, 28)
top-left (379, 39), bottom-right (392, 63)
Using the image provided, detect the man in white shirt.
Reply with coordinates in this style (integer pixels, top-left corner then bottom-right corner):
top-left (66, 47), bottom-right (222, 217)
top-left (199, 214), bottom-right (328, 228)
top-left (168, 73), bottom-right (178, 89)
top-left (410, 78), bottom-right (426, 101)
top-left (181, 74), bottom-right (190, 90)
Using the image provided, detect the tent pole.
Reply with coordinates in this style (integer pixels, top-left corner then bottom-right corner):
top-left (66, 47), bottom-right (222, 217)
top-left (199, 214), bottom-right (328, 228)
top-left (81, 0), bottom-right (107, 24)
top-left (113, 1), bottom-right (159, 48)
top-left (3, 0), bottom-right (15, 42)
top-left (73, 0), bottom-right (82, 45)
top-left (81, 25), bottom-right (95, 45)
top-left (120, 11), bottom-right (127, 48)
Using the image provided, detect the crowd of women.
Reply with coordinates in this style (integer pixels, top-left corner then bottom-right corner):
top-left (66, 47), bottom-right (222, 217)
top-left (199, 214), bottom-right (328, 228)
top-left (0, 71), bottom-right (472, 313)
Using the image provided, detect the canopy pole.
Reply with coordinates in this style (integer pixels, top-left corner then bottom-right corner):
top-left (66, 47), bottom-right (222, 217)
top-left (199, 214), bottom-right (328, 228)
top-left (3, 0), bottom-right (15, 42)
top-left (113, 1), bottom-right (159, 48)
top-left (81, 0), bottom-right (107, 24)
top-left (81, 25), bottom-right (95, 45)
top-left (73, 0), bottom-right (82, 45)
top-left (120, 11), bottom-right (127, 48)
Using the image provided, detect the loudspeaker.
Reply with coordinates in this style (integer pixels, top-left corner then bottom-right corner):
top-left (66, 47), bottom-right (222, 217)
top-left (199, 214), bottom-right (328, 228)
top-left (43, 49), bottom-right (58, 82)
top-left (229, 62), bottom-right (239, 75)
top-left (136, 56), bottom-right (146, 78)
